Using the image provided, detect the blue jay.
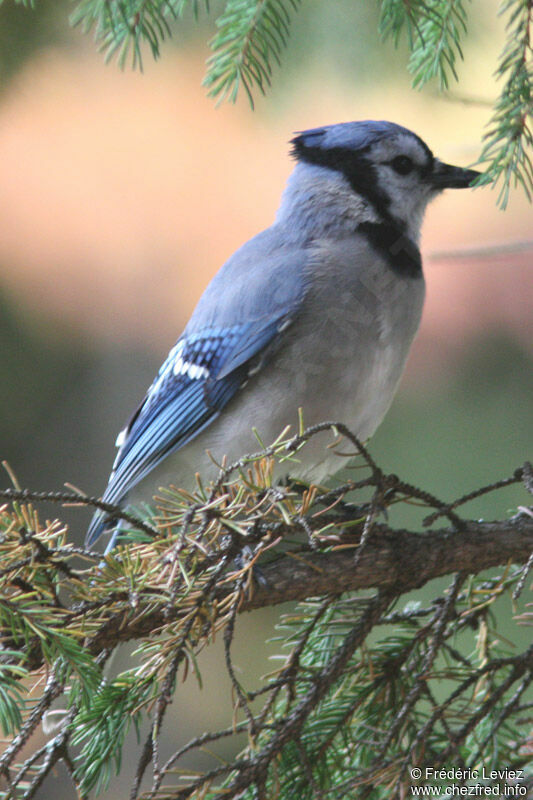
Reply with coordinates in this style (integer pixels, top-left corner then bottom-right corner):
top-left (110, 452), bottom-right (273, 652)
top-left (87, 120), bottom-right (479, 550)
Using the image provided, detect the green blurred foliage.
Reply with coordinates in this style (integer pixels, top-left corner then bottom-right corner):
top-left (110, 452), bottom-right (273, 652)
top-left (0, 289), bottom-right (89, 460)
top-left (371, 336), bottom-right (533, 527)
top-left (0, 0), bottom-right (487, 93)
top-left (273, 0), bottom-right (399, 87)
top-left (0, 0), bottom-right (387, 89)
top-left (0, 0), bottom-right (71, 87)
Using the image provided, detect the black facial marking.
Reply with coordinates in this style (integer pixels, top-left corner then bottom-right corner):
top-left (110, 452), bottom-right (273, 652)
top-left (359, 222), bottom-right (422, 279)
top-left (291, 134), bottom-right (425, 279)
top-left (291, 140), bottom-right (392, 221)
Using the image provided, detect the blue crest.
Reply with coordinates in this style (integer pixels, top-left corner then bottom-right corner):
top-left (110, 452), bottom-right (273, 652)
top-left (292, 120), bottom-right (417, 153)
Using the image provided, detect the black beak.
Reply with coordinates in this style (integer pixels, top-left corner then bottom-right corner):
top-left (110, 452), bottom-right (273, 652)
top-left (430, 160), bottom-right (481, 190)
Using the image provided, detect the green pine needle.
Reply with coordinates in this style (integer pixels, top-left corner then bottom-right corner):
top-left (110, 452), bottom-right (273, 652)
top-left (379, 0), bottom-right (468, 91)
top-left (0, 656), bottom-right (29, 737)
top-left (474, 0), bottom-right (533, 208)
top-left (203, 0), bottom-right (301, 107)
top-left (72, 675), bottom-right (158, 795)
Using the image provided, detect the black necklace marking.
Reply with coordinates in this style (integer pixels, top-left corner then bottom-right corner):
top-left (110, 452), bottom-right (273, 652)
top-left (292, 141), bottom-right (423, 279)
top-left (359, 221), bottom-right (422, 279)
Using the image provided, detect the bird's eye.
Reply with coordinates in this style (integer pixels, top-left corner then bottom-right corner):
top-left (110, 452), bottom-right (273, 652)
top-left (390, 155), bottom-right (414, 175)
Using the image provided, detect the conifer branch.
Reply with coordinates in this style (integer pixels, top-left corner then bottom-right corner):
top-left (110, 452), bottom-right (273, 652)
top-left (4, 0), bottom-right (531, 205)
top-left (475, 0), bottom-right (533, 207)
top-left (0, 425), bottom-right (531, 798)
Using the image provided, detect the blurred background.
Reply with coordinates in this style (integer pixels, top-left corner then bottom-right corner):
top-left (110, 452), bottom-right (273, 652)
top-left (0, 0), bottom-right (531, 796)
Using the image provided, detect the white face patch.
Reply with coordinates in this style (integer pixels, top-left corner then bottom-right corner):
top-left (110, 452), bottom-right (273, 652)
top-left (373, 132), bottom-right (431, 170)
top-left (368, 132), bottom-right (435, 240)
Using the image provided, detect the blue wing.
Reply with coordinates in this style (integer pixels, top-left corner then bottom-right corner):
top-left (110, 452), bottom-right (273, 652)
top-left (86, 316), bottom-right (296, 546)
top-left (86, 230), bottom-right (308, 547)
top-left (104, 321), bottom-right (282, 502)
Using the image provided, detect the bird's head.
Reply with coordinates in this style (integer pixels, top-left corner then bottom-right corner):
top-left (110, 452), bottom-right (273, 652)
top-left (291, 120), bottom-right (480, 239)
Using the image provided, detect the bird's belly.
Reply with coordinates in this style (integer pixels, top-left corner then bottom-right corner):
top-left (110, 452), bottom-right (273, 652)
top-left (131, 337), bottom-right (405, 506)
top-left (262, 336), bottom-right (408, 483)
